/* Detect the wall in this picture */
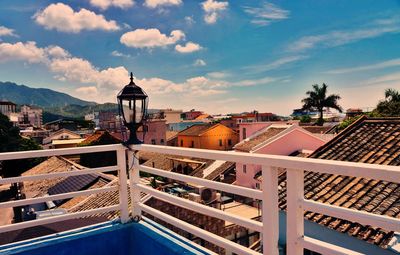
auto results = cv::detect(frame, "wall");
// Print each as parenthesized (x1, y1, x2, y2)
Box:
(138, 120, 167, 145)
(238, 122, 271, 141)
(178, 125, 239, 151)
(277, 211, 396, 255)
(43, 131, 81, 145)
(236, 128, 325, 189)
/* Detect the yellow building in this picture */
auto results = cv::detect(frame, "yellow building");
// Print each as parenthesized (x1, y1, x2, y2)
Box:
(178, 123, 239, 150)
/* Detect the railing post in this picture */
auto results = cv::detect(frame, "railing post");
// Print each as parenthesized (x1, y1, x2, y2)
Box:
(117, 147, 129, 223)
(286, 168, 304, 255)
(262, 165, 279, 255)
(128, 150, 141, 219)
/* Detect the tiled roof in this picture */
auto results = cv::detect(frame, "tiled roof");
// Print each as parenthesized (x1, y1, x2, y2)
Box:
(234, 126, 288, 152)
(301, 125, 336, 134)
(178, 124, 214, 136)
(195, 114, 212, 120)
(166, 131, 178, 141)
(22, 156, 110, 205)
(278, 117, 400, 249)
(79, 130, 122, 145)
(22, 157, 77, 198)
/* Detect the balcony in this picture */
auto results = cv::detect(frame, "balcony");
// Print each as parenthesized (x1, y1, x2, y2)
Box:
(0, 144, 399, 255)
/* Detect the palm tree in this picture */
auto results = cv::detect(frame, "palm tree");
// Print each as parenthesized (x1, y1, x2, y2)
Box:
(385, 88, 400, 103)
(301, 83, 342, 126)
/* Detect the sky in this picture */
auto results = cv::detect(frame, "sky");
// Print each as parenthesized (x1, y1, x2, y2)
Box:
(0, 0, 399, 115)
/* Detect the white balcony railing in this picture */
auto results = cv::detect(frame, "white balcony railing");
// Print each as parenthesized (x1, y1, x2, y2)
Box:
(0, 144, 400, 255)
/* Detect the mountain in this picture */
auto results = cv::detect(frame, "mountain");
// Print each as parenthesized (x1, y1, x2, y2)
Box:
(0, 81, 95, 107)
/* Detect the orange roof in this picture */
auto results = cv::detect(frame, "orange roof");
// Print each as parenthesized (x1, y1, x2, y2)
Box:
(195, 114, 212, 120)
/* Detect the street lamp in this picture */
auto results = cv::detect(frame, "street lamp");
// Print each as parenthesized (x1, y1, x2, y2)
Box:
(117, 72, 148, 144)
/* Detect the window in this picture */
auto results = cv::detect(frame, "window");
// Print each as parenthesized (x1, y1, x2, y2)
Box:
(160, 139, 164, 144)
(180, 140, 183, 146)
(219, 139, 223, 146)
(243, 165, 247, 173)
(256, 183, 260, 189)
(191, 141, 194, 148)
(151, 139, 156, 145)
(228, 139, 232, 146)
(243, 128, 247, 139)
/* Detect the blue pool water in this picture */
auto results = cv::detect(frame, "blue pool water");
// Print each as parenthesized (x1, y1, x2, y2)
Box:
(0, 218, 211, 255)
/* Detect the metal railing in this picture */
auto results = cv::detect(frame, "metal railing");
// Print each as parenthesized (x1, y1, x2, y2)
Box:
(0, 144, 129, 234)
(0, 144, 399, 255)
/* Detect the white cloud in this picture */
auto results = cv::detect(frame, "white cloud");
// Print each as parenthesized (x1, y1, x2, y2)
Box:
(0, 41, 46, 63)
(184, 16, 195, 25)
(363, 72, 400, 86)
(244, 2, 289, 26)
(207, 71, 229, 79)
(45, 45, 70, 58)
(325, 58, 400, 74)
(231, 76, 278, 87)
(201, 0, 228, 24)
(175, 42, 202, 53)
(120, 28, 184, 48)
(288, 17, 400, 52)
(243, 55, 307, 74)
(193, 59, 206, 66)
(90, 0, 134, 10)
(76, 86, 98, 94)
(111, 50, 131, 58)
(144, 0, 182, 8)
(33, 3, 120, 33)
(0, 26, 17, 37)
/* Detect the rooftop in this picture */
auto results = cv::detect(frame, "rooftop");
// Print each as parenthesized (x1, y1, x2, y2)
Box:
(278, 117, 400, 249)
(234, 125, 289, 152)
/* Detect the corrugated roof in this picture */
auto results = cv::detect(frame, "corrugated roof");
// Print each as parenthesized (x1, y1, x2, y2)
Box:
(234, 126, 288, 152)
(48, 174, 99, 205)
(278, 117, 400, 249)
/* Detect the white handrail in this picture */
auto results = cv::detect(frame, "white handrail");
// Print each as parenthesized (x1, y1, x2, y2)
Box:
(0, 205, 119, 234)
(301, 237, 364, 255)
(139, 165, 263, 200)
(139, 203, 260, 255)
(0, 166, 119, 185)
(136, 183, 263, 232)
(131, 144, 400, 183)
(302, 199, 400, 232)
(0, 186, 118, 209)
(0, 144, 124, 161)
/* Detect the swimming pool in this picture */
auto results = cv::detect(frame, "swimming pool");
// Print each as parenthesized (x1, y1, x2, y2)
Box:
(0, 218, 212, 255)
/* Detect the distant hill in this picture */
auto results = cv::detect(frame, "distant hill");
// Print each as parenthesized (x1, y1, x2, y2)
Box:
(0, 81, 95, 107)
(43, 103, 119, 122)
(0, 81, 159, 123)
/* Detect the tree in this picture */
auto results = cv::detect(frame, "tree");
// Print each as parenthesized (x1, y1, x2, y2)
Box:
(373, 88, 400, 117)
(0, 113, 42, 177)
(301, 83, 342, 126)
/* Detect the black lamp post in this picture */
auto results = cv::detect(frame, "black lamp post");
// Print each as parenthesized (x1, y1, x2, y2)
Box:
(117, 72, 148, 144)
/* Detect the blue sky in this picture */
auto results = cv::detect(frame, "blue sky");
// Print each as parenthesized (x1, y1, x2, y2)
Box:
(0, 0, 399, 115)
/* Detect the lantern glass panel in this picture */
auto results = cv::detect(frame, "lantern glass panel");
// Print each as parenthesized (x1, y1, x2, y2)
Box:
(121, 98, 145, 124)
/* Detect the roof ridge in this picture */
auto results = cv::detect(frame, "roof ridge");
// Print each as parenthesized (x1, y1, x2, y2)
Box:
(309, 115, 367, 158)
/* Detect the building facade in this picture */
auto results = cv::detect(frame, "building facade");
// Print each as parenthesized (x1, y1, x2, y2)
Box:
(178, 123, 239, 150)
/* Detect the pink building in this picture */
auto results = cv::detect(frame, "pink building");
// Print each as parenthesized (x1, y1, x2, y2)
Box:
(137, 119, 167, 145)
(181, 110, 203, 120)
(234, 124, 327, 189)
(238, 121, 300, 141)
